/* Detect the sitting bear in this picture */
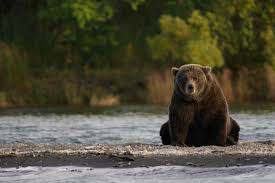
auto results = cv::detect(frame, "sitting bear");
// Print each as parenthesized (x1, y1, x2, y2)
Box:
(160, 64, 240, 146)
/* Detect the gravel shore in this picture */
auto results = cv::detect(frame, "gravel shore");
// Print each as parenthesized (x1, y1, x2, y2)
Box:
(0, 141, 274, 168)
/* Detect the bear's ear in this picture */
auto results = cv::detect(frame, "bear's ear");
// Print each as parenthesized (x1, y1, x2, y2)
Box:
(171, 67, 179, 76)
(201, 66, 212, 74)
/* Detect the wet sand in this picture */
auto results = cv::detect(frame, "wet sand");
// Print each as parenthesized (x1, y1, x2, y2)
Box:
(0, 141, 274, 168)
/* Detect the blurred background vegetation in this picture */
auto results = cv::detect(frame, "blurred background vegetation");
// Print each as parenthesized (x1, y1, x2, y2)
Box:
(0, 0, 275, 107)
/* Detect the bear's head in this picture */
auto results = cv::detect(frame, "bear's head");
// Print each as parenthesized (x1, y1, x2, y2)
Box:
(172, 64, 212, 101)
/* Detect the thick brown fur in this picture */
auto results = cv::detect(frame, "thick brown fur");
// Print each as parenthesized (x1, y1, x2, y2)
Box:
(160, 64, 240, 146)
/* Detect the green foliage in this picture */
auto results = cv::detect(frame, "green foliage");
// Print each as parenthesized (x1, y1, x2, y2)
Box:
(123, 0, 146, 11)
(38, 0, 115, 66)
(1, 0, 275, 106)
(37, 0, 148, 66)
(148, 11, 224, 67)
(206, 0, 274, 67)
(39, 0, 114, 28)
(2, 0, 275, 69)
(70, 0, 113, 28)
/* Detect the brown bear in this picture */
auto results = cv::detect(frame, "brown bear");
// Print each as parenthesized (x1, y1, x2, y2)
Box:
(160, 64, 240, 146)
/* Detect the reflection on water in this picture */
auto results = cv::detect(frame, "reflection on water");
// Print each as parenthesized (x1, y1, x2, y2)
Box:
(0, 165, 275, 183)
(0, 105, 274, 144)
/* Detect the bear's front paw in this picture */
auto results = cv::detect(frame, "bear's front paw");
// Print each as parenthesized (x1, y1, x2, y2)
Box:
(171, 141, 187, 147)
(178, 143, 187, 147)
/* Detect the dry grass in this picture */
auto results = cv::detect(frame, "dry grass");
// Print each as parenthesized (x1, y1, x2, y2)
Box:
(265, 65, 275, 101)
(0, 92, 9, 108)
(87, 85, 120, 107)
(146, 70, 173, 105)
(64, 83, 83, 106)
(220, 66, 275, 103)
(90, 94, 120, 107)
(218, 68, 235, 104)
(234, 67, 251, 103)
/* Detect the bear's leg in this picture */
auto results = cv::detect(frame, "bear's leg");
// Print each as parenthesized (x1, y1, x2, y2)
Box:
(226, 117, 240, 145)
(169, 109, 193, 146)
(160, 121, 171, 145)
(208, 116, 227, 146)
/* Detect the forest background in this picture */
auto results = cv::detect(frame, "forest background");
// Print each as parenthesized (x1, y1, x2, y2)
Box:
(1, 0, 275, 107)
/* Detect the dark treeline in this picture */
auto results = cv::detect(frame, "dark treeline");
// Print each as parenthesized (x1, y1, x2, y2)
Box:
(0, 0, 275, 107)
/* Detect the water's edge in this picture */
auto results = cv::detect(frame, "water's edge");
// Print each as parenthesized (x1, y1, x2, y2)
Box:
(0, 141, 274, 168)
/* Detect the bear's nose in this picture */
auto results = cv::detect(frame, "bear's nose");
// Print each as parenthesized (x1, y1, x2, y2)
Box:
(187, 83, 194, 93)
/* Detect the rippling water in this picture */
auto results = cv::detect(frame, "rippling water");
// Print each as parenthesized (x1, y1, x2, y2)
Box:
(0, 105, 274, 182)
(1, 165, 275, 183)
(0, 105, 274, 144)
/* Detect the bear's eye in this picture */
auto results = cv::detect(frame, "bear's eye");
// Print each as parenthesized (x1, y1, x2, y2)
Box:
(180, 75, 187, 81)
(193, 77, 198, 81)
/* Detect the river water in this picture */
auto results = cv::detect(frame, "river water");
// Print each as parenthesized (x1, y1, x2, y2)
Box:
(1, 165, 275, 183)
(0, 105, 274, 182)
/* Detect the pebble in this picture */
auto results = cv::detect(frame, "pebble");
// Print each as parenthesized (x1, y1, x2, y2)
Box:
(70, 169, 82, 172)
(140, 165, 149, 168)
(245, 158, 250, 161)
(186, 162, 194, 166)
